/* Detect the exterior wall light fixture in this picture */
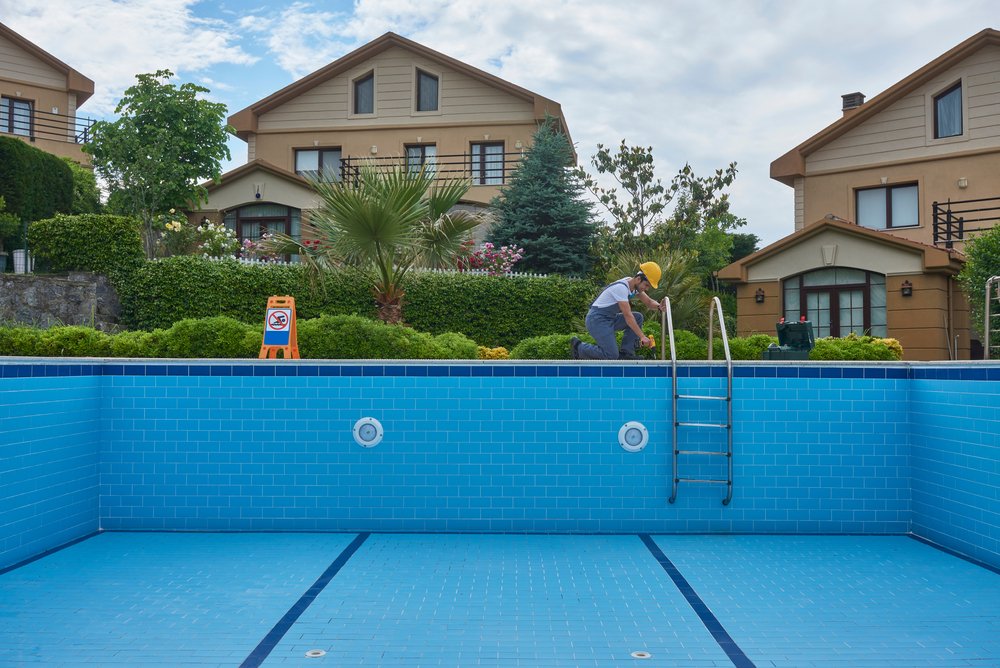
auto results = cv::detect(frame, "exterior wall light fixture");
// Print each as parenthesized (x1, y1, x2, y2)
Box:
(901, 280, 913, 297)
(755, 288, 765, 303)
(957, 177, 969, 189)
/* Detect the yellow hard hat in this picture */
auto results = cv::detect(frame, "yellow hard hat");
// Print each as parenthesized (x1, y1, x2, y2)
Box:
(638, 261, 661, 289)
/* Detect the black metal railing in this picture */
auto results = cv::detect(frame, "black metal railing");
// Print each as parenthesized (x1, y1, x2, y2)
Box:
(933, 196, 1000, 248)
(339, 151, 523, 188)
(1, 104, 96, 145)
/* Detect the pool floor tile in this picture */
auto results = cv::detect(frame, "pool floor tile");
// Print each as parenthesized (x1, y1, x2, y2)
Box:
(1, 533, 999, 667)
(653, 535, 1000, 668)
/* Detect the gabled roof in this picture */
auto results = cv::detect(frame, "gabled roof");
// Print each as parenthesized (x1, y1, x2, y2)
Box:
(229, 32, 569, 142)
(203, 159, 312, 192)
(0, 22, 95, 105)
(771, 28, 1000, 186)
(717, 218, 964, 283)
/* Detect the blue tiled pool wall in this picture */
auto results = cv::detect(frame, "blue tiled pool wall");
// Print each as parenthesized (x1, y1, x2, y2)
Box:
(0, 371, 101, 570)
(909, 376, 1000, 569)
(0, 361, 997, 573)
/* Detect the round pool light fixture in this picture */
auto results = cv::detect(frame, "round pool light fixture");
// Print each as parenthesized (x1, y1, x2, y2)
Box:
(353, 417, 383, 447)
(618, 421, 648, 452)
(305, 649, 327, 658)
(630, 650, 652, 659)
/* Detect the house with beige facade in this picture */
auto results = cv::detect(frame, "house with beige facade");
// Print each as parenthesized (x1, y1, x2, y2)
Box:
(0, 21, 94, 163)
(721, 28, 1000, 360)
(194, 32, 571, 247)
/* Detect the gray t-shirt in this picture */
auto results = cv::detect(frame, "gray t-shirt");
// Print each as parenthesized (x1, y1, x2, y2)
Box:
(592, 278, 633, 308)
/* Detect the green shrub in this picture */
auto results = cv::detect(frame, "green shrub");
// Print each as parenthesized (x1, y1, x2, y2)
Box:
(809, 333, 902, 361)
(723, 334, 779, 360)
(672, 329, 708, 360)
(509, 333, 580, 360)
(431, 332, 479, 360)
(34, 326, 112, 357)
(157, 316, 261, 358)
(297, 314, 476, 359)
(108, 329, 165, 358)
(0, 136, 73, 224)
(0, 325, 43, 356)
(27, 214, 144, 282)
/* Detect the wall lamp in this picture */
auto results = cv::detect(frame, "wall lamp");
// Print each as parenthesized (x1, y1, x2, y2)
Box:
(754, 288, 766, 303)
(901, 280, 913, 297)
(957, 177, 969, 189)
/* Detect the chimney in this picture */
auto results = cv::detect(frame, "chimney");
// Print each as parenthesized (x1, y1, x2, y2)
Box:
(842, 92, 865, 113)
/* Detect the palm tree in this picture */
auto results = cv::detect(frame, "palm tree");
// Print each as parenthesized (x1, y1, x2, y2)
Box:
(267, 164, 481, 323)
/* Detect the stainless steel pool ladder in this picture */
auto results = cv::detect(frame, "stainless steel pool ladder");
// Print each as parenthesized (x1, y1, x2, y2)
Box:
(986, 276, 1000, 360)
(660, 296, 733, 505)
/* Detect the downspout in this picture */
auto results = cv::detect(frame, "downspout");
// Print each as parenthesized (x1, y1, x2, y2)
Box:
(946, 274, 955, 360)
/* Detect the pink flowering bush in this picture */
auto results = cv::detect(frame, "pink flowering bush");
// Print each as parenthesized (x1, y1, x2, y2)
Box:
(456, 241, 525, 275)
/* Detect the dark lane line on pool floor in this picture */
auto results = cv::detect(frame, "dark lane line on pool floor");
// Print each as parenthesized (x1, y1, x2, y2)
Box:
(639, 534, 756, 668)
(240, 532, 370, 668)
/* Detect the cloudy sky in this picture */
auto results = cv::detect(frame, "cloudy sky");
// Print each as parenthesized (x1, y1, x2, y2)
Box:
(2, 0, 997, 245)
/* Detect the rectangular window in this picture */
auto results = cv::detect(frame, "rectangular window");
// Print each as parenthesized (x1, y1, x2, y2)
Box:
(471, 142, 505, 185)
(353, 73, 374, 114)
(856, 184, 918, 229)
(934, 82, 962, 139)
(295, 148, 342, 181)
(416, 70, 439, 112)
(405, 144, 436, 174)
(0, 97, 32, 136)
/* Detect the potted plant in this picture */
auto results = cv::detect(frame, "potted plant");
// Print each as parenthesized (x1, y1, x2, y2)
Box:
(0, 196, 21, 272)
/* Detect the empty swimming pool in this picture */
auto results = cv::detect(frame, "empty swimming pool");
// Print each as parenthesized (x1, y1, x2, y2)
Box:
(1, 359, 998, 666)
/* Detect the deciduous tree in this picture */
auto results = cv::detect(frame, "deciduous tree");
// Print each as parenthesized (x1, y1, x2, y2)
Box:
(84, 70, 232, 257)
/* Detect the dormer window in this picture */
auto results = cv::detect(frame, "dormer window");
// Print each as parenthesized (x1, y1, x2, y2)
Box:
(353, 72, 374, 115)
(416, 69, 439, 112)
(934, 82, 962, 138)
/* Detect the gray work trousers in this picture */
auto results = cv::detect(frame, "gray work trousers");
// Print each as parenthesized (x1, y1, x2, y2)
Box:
(577, 304, 644, 360)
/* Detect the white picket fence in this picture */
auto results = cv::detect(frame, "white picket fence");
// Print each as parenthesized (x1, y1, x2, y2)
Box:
(201, 256, 546, 278)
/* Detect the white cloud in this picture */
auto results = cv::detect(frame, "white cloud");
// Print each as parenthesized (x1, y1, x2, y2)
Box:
(3, 0, 997, 246)
(0, 0, 256, 114)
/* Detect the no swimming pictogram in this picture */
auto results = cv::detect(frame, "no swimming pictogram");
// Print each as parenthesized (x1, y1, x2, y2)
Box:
(267, 310, 289, 330)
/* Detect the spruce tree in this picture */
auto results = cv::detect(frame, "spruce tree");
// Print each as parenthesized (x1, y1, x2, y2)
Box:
(488, 118, 595, 276)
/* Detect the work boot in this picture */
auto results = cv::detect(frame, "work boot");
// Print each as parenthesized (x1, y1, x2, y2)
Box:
(570, 337, 582, 359)
(618, 349, 639, 360)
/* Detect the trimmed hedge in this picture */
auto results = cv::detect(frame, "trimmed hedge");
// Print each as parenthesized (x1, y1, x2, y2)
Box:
(0, 136, 73, 224)
(508, 329, 902, 361)
(116, 257, 376, 330)
(810, 334, 902, 361)
(298, 315, 477, 359)
(0, 316, 477, 359)
(401, 272, 595, 348)
(28, 214, 145, 282)
(113, 257, 597, 347)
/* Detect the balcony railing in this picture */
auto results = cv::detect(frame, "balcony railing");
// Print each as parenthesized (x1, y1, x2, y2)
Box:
(933, 196, 1000, 248)
(339, 151, 523, 188)
(1, 105, 96, 145)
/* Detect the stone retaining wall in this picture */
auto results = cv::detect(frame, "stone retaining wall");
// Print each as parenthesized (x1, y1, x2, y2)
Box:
(0, 272, 120, 331)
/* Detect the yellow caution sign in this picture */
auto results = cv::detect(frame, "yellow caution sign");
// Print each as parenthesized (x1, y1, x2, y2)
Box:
(259, 296, 299, 359)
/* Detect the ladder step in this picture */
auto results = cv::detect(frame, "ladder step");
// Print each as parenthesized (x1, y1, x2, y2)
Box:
(676, 394, 729, 401)
(675, 478, 731, 485)
(676, 422, 729, 429)
(676, 450, 730, 456)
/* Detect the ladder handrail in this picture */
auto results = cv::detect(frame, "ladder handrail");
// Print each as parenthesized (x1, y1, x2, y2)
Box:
(663, 296, 733, 506)
(707, 296, 734, 506)
(986, 276, 1000, 360)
